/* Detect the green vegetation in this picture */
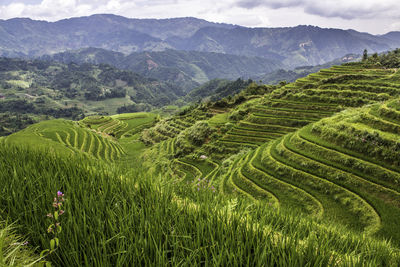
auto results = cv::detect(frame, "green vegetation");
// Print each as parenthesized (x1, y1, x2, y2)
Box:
(142, 55, 400, 250)
(0, 57, 183, 136)
(44, 48, 284, 91)
(2, 112, 158, 162)
(184, 78, 253, 102)
(4, 50, 400, 265)
(364, 48, 400, 68)
(1, 145, 400, 266)
(0, 112, 39, 136)
(0, 221, 41, 266)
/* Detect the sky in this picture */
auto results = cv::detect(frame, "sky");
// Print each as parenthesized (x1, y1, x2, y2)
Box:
(0, 0, 399, 34)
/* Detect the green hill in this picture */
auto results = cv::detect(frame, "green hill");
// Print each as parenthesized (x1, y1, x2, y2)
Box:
(3, 50, 400, 265)
(2, 142, 399, 265)
(2, 112, 158, 162)
(256, 53, 361, 84)
(141, 55, 400, 245)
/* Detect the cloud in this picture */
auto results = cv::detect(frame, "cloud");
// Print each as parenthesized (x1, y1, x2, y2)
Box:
(238, 0, 301, 9)
(0, 0, 90, 20)
(236, 0, 400, 20)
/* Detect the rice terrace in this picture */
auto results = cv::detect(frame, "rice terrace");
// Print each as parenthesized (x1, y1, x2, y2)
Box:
(2, 2, 400, 266)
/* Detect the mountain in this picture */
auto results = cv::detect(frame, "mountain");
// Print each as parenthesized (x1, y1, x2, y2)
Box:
(1, 14, 399, 67)
(382, 31, 400, 43)
(174, 25, 399, 67)
(42, 48, 284, 91)
(0, 14, 233, 56)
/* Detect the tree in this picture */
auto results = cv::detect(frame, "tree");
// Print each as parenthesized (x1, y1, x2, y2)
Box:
(362, 49, 368, 61)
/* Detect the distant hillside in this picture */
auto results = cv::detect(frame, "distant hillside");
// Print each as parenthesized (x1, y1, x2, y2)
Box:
(256, 54, 361, 84)
(1, 14, 399, 67)
(0, 15, 233, 56)
(174, 26, 398, 67)
(0, 57, 183, 135)
(41, 48, 284, 91)
(381, 32, 400, 43)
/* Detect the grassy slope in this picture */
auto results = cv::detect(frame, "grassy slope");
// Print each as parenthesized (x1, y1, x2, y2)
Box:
(1, 144, 399, 266)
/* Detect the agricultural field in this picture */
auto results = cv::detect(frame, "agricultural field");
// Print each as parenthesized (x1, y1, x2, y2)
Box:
(3, 52, 400, 265)
(226, 103, 400, 243)
(141, 59, 400, 257)
(3, 112, 158, 162)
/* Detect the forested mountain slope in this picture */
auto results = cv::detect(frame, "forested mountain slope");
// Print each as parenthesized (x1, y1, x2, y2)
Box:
(1, 14, 399, 67)
(42, 48, 284, 91)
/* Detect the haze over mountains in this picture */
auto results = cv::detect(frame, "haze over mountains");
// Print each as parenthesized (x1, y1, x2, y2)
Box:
(1, 14, 400, 68)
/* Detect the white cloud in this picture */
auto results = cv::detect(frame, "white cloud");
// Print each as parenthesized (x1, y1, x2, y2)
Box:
(2, 3, 26, 17)
(237, 0, 400, 20)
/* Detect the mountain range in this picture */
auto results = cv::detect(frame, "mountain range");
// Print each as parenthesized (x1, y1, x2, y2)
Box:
(40, 48, 283, 91)
(1, 14, 400, 67)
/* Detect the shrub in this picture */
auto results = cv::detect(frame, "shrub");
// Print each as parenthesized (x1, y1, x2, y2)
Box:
(228, 109, 248, 121)
(186, 121, 214, 146)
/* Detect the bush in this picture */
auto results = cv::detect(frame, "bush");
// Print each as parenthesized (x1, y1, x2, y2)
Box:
(228, 109, 248, 121)
(186, 121, 214, 146)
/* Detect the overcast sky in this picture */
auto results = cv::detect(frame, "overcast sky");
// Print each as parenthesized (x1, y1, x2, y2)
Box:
(0, 0, 399, 34)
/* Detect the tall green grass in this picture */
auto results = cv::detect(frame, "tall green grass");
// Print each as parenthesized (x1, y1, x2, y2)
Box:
(1, 144, 400, 266)
(0, 221, 41, 266)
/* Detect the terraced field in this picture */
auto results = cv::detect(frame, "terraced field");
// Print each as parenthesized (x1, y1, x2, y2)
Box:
(174, 157, 219, 184)
(142, 64, 400, 221)
(144, 135, 221, 188)
(3, 119, 125, 162)
(221, 65, 399, 146)
(81, 112, 158, 139)
(159, 64, 400, 242)
(226, 102, 400, 243)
